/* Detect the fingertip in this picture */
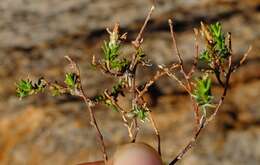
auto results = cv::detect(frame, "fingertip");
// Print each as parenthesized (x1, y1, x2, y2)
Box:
(112, 142, 162, 165)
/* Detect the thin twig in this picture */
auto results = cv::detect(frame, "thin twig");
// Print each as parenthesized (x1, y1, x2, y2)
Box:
(135, 87, 161, 155)
(131, 118, 139, 142)
(168, 20, 200, 126)
(65, 56, 108, 162)
(168, 19, 184, 67)
(138, 71, 165, 98)
(169, 116, 206, 165)
(138, 64, 180, 99)
(84, 99, 108, 162)
(104, 90, 134, 141)
(231, 46, 252, 72)
(65, 56, 81, 77)
(159, 65, 192, 95)
(127, 6, 155, 142)
(130, 6, 155, 71)
(227, 32, 232, 54)
(132, 6, 155, 49)
(148, 111, 161, 156)
(188, 28, 199, 78)
(188, 28, 200, 125)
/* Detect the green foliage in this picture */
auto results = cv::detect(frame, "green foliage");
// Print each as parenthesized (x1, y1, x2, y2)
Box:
(64, 73, 78, 89)
(209, 22, 230, 59)
(199, 22, 231, 70)
(16, 79, 33, 98)
(102, 40, 130, 71)
(132, 106, 148, 122)
(192, 74, 214, 111)
(16, 78, 46, 99)
(110, 58, 130, 71)
(102, 41, 120, 61)
(102, 28, 130, 71)
(199, 50, 211, 63)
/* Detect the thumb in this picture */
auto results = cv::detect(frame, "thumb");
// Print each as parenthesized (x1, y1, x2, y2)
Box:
(111, 142, 163, 165)
(77, 142, 162, 165)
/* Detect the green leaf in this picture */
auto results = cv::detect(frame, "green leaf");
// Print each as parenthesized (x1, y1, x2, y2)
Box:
(16, 79, 33, 98)
(64, 73, 78, 89)
(102, 41, 120, 61)
(16, 78, 46, 99)
(209, 22, 230, 59)
(199, 50, 211, 63)
(110, 59, 130, 71)
(133, 106, 148, 122)
(192, 74, 213, 107)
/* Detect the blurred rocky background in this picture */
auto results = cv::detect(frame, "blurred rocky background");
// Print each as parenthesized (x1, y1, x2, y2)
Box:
(0, 0, 259, 164)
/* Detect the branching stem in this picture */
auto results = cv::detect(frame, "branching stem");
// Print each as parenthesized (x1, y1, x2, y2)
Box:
(65, 56, 108, 162)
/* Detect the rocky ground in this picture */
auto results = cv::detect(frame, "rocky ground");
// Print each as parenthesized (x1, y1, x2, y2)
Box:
(0, 0, 260, 165)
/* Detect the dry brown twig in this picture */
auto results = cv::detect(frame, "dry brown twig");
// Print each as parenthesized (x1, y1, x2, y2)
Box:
(104, 90, 134, 140)
(65, 56, 108, 162)
(168, 19, 201, 126)
(126, 5, 156, 144)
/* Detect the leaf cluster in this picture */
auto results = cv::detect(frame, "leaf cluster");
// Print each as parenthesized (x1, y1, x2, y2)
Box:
(102, 31, 130, 71)
(16, 78, 46, 99)
(132, 106, 148, 122)
(16, 73, 80, 99)
(209, 22, 230, 59)
(64, 72, 79, 89)
(192, 75, 213, 107)
(200, 22, 230, 65)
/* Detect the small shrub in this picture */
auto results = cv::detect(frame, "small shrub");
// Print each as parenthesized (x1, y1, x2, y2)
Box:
(16, 6, 251, 164)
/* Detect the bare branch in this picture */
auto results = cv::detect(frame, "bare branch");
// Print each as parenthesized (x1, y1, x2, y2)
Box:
(227, 32, 232, 54)
(138, 70, 166, 98)
(132, 6, 155, 48)
(231, 45, 252, 72)
(168, 19, 184, 66)
(159, 65, 192, 95)
(148, 111, 161, 156)
(168, 19, 198, 110)
(169, 116, 206, 165)
(125, 6, 155, 142)
(65, 56, 81, 76)
(188, 28, 199, 78)
(104, 90, 134, 141)
(65, 56, 108, 162)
